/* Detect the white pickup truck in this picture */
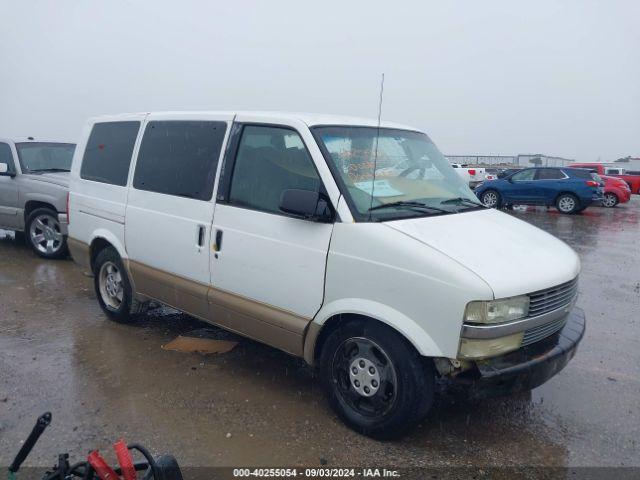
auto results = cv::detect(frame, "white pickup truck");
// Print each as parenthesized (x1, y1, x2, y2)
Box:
(451, 163, 495, 188)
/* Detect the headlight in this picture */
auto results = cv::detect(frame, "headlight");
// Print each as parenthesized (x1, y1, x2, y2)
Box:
(464, 295, 529, 324)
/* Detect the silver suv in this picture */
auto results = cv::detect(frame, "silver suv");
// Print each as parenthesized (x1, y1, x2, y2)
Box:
(0, 138, 75, 258)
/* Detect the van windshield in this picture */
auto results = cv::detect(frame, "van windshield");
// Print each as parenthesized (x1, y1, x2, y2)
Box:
(16, 142, 75, 173)
(312, 126, 481, 221)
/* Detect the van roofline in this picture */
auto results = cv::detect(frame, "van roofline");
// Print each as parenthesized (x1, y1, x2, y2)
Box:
(85, 111, 422, 132)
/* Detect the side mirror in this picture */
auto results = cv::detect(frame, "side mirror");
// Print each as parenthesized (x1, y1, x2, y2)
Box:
(279, 189, 333, 223)
(0, 162, 14, 177)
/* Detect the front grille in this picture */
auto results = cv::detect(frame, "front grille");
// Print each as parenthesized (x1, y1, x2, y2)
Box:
(527, 277, 578, 318)
(522, 316, 567, 346)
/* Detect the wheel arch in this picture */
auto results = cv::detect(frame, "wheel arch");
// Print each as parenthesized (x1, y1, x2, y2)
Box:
(303, 300, 443, 365)
(554, 190, 579, 203)
(88, 230, 127, 272)
(24, 200, 58, 220)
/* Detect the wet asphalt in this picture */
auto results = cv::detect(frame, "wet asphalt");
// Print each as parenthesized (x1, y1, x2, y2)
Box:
(0, 199, 639, 469)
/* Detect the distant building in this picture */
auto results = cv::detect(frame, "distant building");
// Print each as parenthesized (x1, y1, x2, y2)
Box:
(446, 154, 575, 167)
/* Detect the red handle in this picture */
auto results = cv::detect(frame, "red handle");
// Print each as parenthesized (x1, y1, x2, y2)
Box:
(114, 439, 137, 480)
(87, 450, 120, 480)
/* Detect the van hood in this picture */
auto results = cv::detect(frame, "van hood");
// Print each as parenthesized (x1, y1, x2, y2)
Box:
(23, 171, 70, 188)
(386, 208, 580, 299)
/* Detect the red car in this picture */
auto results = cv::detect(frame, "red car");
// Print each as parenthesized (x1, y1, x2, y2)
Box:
(568, 163, 640, 194)
(601, 175, 631, 207)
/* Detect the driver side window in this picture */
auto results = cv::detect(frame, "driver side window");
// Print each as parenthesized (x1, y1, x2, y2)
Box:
(0, 143, 15, 173)
(228, 126, 322, 215)
(511, 169, 536, 181)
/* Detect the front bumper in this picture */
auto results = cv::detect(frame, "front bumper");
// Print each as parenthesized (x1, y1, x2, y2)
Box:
(452, 307, 585, 399)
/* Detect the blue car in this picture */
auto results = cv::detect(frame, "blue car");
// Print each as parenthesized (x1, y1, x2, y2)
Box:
(475, 167, 604, 214)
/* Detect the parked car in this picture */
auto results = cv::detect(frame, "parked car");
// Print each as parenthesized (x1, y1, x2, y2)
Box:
(600, 175, 631, 207)
(0, 138, 75, 258)
(450, 163, 491, 188)
(568, 163, 640, 194)
(475, 167, 604, 214)
(68, 112, 584, 438)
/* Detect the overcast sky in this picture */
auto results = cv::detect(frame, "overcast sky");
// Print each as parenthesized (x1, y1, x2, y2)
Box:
(1, 1, 638, 161)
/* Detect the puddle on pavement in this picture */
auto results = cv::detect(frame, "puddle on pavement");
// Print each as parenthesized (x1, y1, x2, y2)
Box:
(1, 203, 639, 467)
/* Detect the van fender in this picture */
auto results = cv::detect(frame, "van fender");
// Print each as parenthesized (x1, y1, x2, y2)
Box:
(89, 228, 128, 260)
(305, 298, 443, 364)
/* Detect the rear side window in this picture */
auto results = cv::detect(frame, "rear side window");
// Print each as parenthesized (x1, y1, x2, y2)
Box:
(133, 121, 227, 200)
(81, 122, 140, 186)
(568, 169, 593, 179)
(536, 168, 565, 180)
(228, 125, 321, 215)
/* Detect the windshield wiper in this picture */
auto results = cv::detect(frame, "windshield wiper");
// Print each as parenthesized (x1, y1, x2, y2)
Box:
(440, 197, 485, 208)
(29, 168, 70, 173)
(368, 201, 450, 214)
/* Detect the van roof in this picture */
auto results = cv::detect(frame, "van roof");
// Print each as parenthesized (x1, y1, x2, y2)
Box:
(87, 111, 422, 132)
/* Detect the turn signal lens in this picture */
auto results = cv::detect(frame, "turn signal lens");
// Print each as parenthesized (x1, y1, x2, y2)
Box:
(459, 332, 524, 359)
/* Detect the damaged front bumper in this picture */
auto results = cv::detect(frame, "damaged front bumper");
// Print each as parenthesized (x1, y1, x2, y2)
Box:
(451, 307, 585, 399)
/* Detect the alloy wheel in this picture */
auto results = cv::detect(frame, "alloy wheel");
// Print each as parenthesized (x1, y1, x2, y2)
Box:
(482, 191, 498, 208)
(558, 196, 576, 213)
(29, 213, 63, 255)
(602, 193, 617, 208)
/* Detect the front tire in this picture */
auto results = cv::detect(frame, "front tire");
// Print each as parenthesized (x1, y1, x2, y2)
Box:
(319, 319, 434, 439)
(93, 247, 146, 323)
(480, 189, 501, 208)
(602, 192, 619, 208)
(556, 193, 580, 214)
(26, 208, 68, 259)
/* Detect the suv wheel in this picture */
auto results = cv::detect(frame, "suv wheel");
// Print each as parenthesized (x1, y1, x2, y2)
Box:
(26, 208, 67, 259)
(480, 190, 501, 208)
(93, 247, 147, 323)
(319, 319, 434, 439)
(556, 193, 580, 214)
(602, 192, 618, 208)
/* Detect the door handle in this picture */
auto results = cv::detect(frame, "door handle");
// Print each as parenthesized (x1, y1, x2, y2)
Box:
(197, 225, 206, 247)
(214, 229, 223, 252)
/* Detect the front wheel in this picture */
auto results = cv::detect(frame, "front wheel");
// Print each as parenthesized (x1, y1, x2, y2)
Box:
(480, 189, 501, 208)
(26, 208, 68, 259)
(93, 247, 147, 323)
(556, 193, 580, 214)
(602, 192, 619, 208)
(319, 319, 434, 439)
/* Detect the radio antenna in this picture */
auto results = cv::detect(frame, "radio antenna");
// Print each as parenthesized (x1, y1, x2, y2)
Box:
(368, 73, 385, 219)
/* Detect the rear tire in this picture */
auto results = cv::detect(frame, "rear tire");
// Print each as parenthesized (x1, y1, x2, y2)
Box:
(319, 319, 434, 439)
(602, 192, 619, 208)
(555, 193, 580, 214)
(480, 189, 502, 208)
(25, 208, 68, 259)
(93, 247, 147, 323)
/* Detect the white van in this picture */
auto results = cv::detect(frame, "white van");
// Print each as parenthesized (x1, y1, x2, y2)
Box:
(68, 112, 585, 438)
